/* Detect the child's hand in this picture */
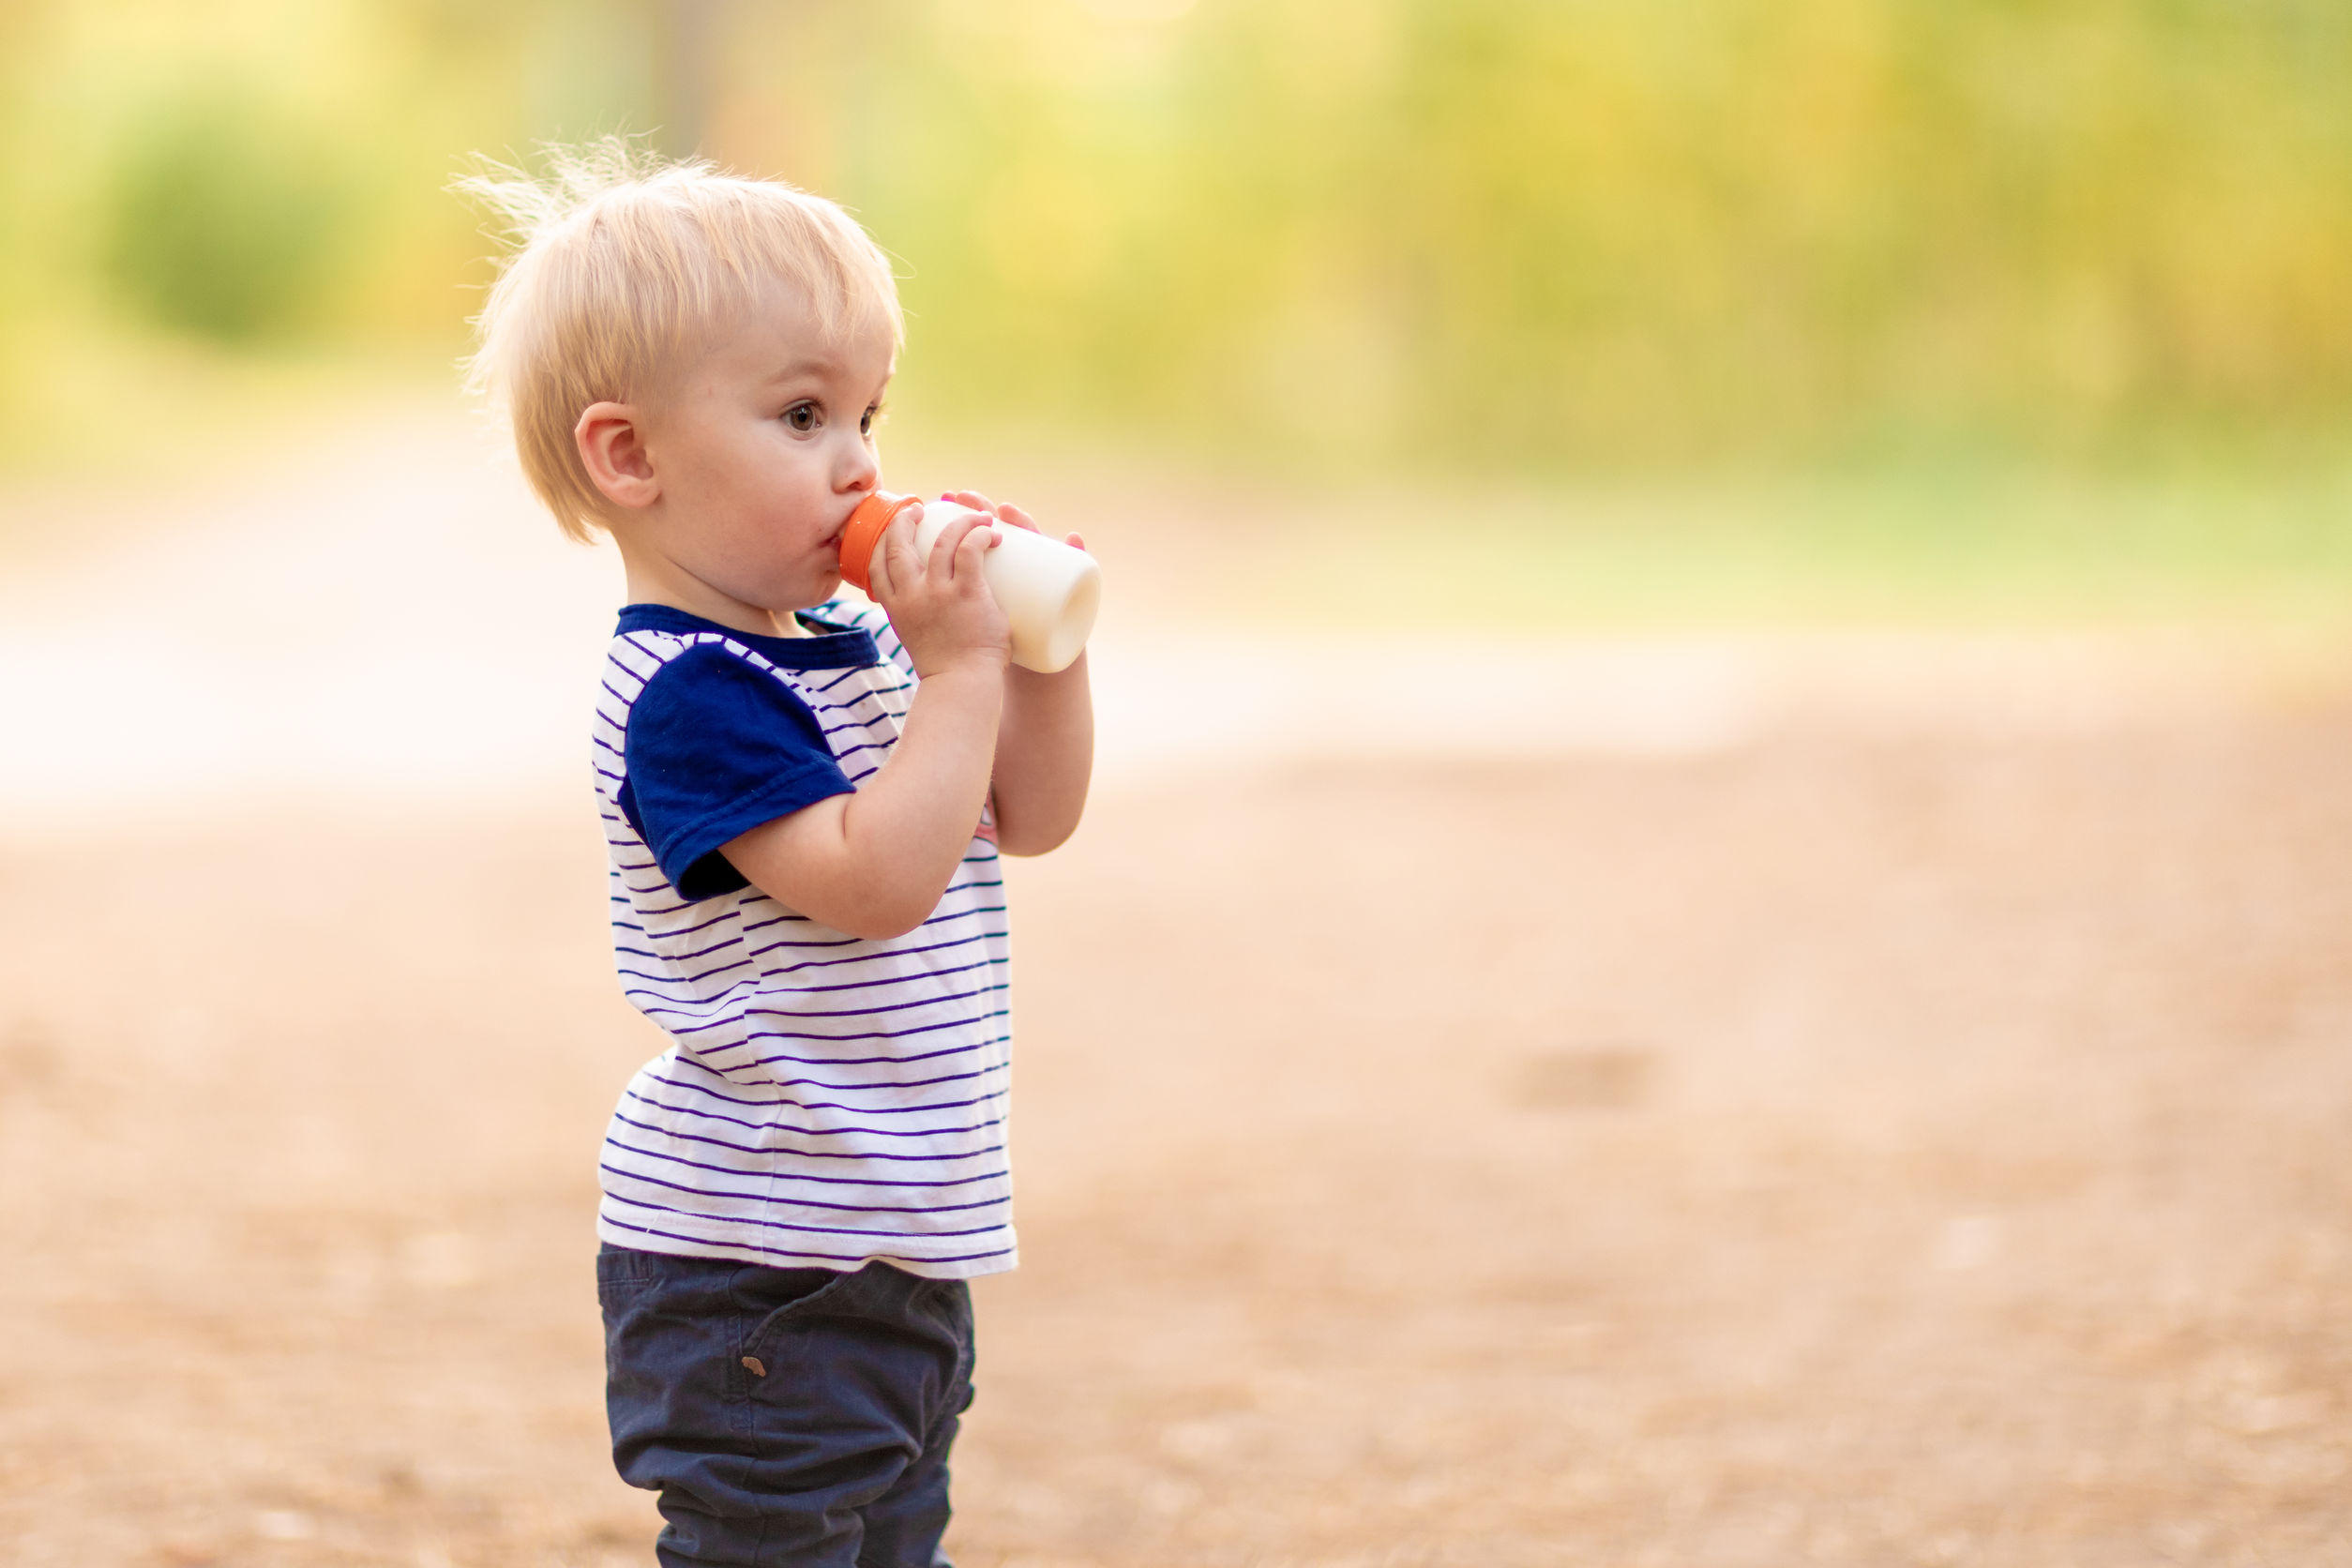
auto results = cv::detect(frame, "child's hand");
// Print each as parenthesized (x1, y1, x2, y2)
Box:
(867, 502, 1011, 679)
(941, 490, 1086, 553)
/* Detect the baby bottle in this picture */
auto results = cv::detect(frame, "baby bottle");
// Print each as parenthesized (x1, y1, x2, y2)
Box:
(837, 491, 1102, 674)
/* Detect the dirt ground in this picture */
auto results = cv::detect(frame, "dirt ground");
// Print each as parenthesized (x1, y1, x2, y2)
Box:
(3, 683, 2349, 1566)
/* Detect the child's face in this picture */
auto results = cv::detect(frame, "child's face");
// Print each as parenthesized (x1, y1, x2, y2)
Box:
(633, 285, 895, 618)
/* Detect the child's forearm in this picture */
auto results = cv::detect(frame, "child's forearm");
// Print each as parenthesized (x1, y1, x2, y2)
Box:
(723, 662, 1003, 938)
(990, 652, 1093, 856)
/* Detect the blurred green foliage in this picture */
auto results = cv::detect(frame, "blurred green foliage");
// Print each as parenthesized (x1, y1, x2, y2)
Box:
(2, 0, 2348, 478)
(100, 92, 364, 340)
(847, 0, 2352, 470)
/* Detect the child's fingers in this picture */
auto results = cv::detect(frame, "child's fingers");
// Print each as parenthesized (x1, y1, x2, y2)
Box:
(870, 503, 924, 598)
(995, 501, 1041, 535)
(930, 513, 995, 580)
(957, 515, 1002, 580)
(943, 489, 997, 517)
(1063, 532, 1085, 550)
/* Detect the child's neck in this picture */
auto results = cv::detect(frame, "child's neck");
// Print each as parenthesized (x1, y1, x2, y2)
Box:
(617, 541, 810, 639)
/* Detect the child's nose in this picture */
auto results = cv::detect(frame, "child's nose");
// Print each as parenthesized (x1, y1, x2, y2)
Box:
(837, 436, 880, 493)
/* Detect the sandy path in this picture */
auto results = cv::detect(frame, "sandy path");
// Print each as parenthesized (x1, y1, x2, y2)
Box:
(1, 403, 2346, 1565)
(0, 399, 2312, 812)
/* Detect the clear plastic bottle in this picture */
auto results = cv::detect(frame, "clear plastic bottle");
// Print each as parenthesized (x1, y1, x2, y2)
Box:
(837, 491, 1102, 673)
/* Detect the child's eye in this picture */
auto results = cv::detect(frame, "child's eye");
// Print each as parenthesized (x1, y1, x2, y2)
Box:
(861, 401, 885, 436)
(782, 401, 820, 432)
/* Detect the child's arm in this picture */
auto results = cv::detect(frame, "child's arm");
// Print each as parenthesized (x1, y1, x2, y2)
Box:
(993, 654, 1093, 855)
(719, 508, 1010, 940)
(938, 490, 1094, 857)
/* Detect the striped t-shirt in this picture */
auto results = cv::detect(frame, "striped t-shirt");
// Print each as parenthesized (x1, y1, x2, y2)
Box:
(589, 599, 1015, 1279)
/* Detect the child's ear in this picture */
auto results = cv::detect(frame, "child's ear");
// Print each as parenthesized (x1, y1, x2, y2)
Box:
(577, 402, 659, 510)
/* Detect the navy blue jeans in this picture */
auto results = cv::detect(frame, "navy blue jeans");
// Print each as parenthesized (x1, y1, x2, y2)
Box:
(597, 1244, 975, 1567)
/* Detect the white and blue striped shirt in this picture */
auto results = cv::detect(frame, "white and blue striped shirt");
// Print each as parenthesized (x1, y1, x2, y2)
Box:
(589, 599, 1015, 1279)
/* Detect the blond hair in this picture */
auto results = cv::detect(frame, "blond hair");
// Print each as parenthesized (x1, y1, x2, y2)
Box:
(457, 139, 903, 542)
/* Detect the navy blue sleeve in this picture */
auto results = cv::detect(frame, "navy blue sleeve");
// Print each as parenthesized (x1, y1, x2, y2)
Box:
(622, 645, 856, 900)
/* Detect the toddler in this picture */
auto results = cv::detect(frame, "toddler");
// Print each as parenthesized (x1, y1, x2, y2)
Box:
(460, 142, 1093, 1567)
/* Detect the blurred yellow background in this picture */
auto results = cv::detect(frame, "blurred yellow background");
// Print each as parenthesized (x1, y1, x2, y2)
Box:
(3, 0, 2348, 623)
